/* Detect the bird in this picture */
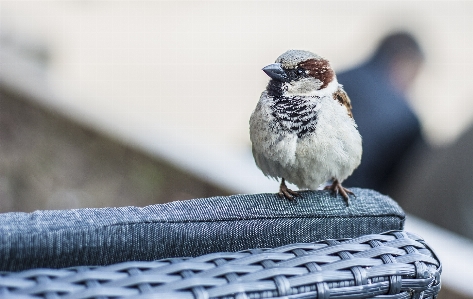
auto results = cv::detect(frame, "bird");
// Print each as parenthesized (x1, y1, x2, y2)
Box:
(249, 50, 362, 203)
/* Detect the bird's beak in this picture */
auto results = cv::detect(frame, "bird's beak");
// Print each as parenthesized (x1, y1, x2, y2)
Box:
(262, 63, 290, 82)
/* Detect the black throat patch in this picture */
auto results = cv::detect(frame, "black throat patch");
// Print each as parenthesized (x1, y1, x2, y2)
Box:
(270, 96, 318, 138)
(266, 79, 285, 98)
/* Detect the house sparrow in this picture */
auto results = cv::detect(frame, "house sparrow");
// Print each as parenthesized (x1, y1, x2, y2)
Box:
(249, 50, 362, 203)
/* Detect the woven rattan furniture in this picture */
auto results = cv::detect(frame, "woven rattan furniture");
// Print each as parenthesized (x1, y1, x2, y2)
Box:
(0, 190, 441, 298)
(0, 231, 440, 299)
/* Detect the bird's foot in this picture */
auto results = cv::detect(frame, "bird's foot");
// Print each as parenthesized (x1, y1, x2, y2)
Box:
(278, 178, 299, 201)
(324, 179, 354, 205)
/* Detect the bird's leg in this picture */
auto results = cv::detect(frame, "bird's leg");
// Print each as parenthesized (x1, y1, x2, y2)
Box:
(278, 178, 299, 200)
(324, 178, 354, 205)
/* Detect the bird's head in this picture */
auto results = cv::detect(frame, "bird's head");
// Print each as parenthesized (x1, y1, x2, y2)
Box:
(263, 50, 335, 97)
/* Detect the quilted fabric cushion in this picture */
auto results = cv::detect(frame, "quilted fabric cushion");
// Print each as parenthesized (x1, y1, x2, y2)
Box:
(0, 188, 404, 271)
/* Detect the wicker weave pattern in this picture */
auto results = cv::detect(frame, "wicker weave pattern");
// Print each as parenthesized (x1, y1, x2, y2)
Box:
(0, 231, 441, 299)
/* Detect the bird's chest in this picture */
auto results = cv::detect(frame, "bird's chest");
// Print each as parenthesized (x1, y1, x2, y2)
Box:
(270, 96, 320, 138)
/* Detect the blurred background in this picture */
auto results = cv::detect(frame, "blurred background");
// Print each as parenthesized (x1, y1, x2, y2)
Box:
(1, 1, 473, 298)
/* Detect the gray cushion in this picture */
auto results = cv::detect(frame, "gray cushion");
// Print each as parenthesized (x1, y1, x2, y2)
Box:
(0, 188, 404, 271)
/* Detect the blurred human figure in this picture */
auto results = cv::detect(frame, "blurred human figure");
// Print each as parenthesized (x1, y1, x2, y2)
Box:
(339, 32, 425, 193)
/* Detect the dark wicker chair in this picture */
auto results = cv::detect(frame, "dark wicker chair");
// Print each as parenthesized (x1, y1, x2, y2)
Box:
(0, 231, 440, 299)
(0, 190, 441, 298)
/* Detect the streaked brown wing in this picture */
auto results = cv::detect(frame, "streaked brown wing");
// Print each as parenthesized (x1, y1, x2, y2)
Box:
(333, 86, 353, 118)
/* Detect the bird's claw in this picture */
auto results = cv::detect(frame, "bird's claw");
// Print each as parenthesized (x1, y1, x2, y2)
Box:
(278, 188, 299, 201)
(324, 179, 354, 205)
(278, 178, 300, 201)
